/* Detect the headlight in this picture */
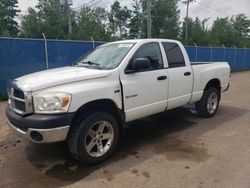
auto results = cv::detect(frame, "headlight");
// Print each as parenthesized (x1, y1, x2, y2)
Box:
(33, 92, 71, 114)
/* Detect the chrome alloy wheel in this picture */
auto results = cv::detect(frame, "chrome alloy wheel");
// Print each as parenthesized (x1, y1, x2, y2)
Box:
(207, 92, 218, 114)
(84, 121, 114, 157)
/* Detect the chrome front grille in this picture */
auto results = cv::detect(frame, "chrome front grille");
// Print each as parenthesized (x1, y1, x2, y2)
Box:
(13, 88, 25, 99)
(8, 83, 33, 115)
(14, 99, 26, 112)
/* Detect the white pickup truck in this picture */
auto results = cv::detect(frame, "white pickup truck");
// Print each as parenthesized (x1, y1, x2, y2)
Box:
(6, 39, 230, 164)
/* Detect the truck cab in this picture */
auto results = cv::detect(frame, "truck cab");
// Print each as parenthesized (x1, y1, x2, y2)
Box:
(119, 40, 194, 121)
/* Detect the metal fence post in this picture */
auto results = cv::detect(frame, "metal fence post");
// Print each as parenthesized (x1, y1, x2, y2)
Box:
(243, 46, 247, 69)
(194, 43, 198, 62)
(209, 44, 213, 62)
(42, 33, 49, 70)
(233, 45, 237, 70)
(90, 36, 95, 49)
(222, 44, 226, 61)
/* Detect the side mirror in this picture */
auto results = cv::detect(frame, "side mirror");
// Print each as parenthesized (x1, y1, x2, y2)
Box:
(125, 58, 152, 74)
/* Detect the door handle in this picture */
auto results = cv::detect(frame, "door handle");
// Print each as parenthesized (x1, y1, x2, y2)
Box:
(157, 76, 167, 80)
(184, 72, 191, 76)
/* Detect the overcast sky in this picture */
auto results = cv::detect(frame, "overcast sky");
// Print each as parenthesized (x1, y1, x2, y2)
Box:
(18, 0, 250, 27)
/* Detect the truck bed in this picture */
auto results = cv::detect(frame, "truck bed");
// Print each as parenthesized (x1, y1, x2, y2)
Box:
(190, 61, 230, 104)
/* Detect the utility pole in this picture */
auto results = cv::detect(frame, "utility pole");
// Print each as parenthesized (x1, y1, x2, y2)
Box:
(60, 0, 73, 34)
(147, 0, 151, 38)
(67, 2, 72, 34)
(67, 0, 73, 34)
(183, 0, 195, 45)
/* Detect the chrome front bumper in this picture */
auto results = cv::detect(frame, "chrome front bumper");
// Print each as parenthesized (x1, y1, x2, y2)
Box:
(6, 106, 74, 143)
(7, 118, 70, 143)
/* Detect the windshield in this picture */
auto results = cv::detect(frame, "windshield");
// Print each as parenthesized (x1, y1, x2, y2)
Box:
(75, 43, 135, 70)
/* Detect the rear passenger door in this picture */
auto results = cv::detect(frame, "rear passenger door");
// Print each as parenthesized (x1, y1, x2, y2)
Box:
(162, 42, 193, 109)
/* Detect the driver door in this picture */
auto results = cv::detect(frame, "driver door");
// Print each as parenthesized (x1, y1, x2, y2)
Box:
(120, 42, 168, 122)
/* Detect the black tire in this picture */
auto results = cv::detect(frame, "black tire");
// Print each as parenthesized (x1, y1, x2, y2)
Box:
(195, 87, 220, 118)
(67, 111, 120, 164)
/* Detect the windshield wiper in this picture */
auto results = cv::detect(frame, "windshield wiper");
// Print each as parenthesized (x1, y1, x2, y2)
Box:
(78, 61, 102, 70)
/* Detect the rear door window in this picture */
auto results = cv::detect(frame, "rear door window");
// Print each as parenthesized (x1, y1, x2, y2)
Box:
(162, 42, 186, 68)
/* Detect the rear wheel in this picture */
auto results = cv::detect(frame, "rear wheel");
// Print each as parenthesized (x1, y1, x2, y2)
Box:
(67, 111, 119, 164)
(195, 87, 220, 118)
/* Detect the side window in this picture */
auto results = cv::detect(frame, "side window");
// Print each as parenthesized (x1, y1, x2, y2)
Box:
(162, 42, 185, 68)
(128, 42, 163, 71)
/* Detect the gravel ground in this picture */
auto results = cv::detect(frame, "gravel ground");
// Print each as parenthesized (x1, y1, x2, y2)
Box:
(1, 71, 250, 188)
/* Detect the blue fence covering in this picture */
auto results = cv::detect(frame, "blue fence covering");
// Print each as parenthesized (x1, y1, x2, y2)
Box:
(1, 37, 250, 95)
(0, 37, 104, 96)
(185, 46, 250, 70)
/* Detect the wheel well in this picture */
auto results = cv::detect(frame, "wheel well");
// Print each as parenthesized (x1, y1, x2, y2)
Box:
(71, 99, 124, 133)
(205, 79, 221, 91)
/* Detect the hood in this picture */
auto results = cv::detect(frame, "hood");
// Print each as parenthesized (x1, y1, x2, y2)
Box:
(15, 66, 111, 91)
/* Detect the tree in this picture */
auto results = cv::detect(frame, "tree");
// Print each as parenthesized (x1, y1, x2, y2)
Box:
(209, 18, 234, 47)
(181, 17, 194, 44)
(21, 8, 42, 38)
(109, 1, 131, 39)
(231, 14, 250, 47)
(246, 40, 250, 48)
(141, 0, 180, 39)
(208, 15, 250, 47)
(128, 0, 143, 39)
(19, 1, 250, 48)
(181, 17, 209, 46)
(36, 0, 68, 39)
(71, 6, 112, 41)
(179, 13, 250, 47)
(0, 0, 20, 37)
(21, 0, 69, 39)
(232, 14, 250, 38)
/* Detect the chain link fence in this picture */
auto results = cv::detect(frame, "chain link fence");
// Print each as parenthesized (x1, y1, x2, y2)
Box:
(1, 37, 250, 96)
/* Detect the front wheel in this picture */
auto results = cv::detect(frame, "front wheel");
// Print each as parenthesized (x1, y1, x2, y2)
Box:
(195, 87, 220, 118)
(67, 111, 120, 164)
